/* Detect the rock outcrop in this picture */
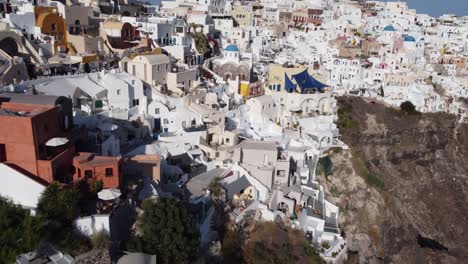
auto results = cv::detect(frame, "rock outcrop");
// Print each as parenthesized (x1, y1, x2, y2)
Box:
(321, 97, 468, 264)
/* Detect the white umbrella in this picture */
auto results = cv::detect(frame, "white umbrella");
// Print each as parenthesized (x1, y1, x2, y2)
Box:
(45, 137, 69, 147)
(98, 188, 121, 200)
(98, 122, 119, 131)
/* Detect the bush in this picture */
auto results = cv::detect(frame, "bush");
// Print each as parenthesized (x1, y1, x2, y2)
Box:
(91, 180, 104, 193)
(366, 174, 385, 190)
(317, 156, 333, 180)
(0, 197, 40, 262)
(36, 182, 81, 225)
(139, 198, 199, 264)
(91, 231, 110, 249)
(321, 242, 330, 250)
(400, 101, 418, 114)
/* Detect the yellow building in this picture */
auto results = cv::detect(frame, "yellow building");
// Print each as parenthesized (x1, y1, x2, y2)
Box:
(35, 6, 69, 53)
(231, 4, 253, 27)
(239, 81, 250, 99)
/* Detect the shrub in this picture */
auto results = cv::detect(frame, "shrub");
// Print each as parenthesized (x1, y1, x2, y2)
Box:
(91, 180, 104, 193)
(317, 156, 333, 180)
(366, 174, 385, 190)
(400, 101, 418, 114)
(321, 242, 330, 250)
(91, 231, 110, 249)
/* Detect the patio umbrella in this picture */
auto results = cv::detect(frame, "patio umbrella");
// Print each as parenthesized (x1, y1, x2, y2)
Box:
(45, 137, 69, 147)
(98, 122, 119, 131)
(98, 188, 121, 200)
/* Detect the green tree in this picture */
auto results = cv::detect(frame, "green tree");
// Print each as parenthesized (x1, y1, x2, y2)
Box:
(208, 177, 223, 200)
(400, 101, 418, 114)
(91, 180, 104, 193)
(0, 197, 40, 262)
(36, 182, 81, 225)
(139, 198, 199, 264)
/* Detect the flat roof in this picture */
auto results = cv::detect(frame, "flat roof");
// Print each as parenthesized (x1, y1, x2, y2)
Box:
(185, 168, 226, 199)
(237, 140, 278, 151)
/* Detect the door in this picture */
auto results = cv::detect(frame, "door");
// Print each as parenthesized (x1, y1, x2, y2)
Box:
(154, 118, 161, 132)
(0, 144, 6, 162)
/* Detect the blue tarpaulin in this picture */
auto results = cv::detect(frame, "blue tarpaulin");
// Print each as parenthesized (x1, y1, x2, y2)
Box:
(284, 73, 296, 93)
(291, 69, 327, 93)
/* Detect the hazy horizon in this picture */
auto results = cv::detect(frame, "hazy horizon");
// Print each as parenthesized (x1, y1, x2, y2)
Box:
(379, 0, 468, 17)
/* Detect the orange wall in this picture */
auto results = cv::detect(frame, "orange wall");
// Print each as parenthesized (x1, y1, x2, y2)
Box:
(74, 160, 121, 188)
(35, 7, 68, 52)
(31, 107, 64, 147)
(0, 115, 38, 175)
(37, 145, 75, 183)
(0, 103, 69, 182)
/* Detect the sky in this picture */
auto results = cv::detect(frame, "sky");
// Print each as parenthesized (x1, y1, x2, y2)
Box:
(382, 0, 468, 17)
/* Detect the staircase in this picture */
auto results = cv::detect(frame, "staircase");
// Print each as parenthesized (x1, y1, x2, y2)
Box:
(21, 35, 46, 65)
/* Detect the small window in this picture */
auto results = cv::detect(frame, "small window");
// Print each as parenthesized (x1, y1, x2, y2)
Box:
(226, 138, 230, 143)
(51, 23, 56, 31)
(117, 89, 120, 95)
(95, 100, 103, 108)
(133, 99, 139, 106)
(105, 168, 113, 177)
(163, 119, 168, 124)
(85, 170, 93, 178)
(155, 108, 160, 114)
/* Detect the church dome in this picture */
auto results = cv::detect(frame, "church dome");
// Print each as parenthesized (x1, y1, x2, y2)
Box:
(225, 44, 240, 52)
(404, 35, 416, 42)
(383, 25, 396, 31)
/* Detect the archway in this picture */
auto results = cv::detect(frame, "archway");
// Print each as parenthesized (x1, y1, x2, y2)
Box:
(0, 37, 20, 57)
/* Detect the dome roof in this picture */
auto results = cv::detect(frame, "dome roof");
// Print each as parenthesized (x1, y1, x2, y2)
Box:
(383, 25, 396, 31)
(225, 44, 240, 52)
(404, 35, 416, 42)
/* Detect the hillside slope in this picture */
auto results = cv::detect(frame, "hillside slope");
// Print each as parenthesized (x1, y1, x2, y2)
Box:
(323, 97, 468, 263)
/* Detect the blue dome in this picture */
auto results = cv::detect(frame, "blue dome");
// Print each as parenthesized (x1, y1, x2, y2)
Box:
(225, 44, 239, 52)
(383, 25, 396, 31)
(404, 35, 416, 42)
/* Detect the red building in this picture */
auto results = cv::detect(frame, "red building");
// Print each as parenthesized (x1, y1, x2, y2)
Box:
(73, 152, 121, 189)
(0, 93, 121, 188)
(0, 94, 74, 183)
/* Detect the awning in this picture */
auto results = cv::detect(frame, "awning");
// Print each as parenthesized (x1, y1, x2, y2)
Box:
(98, 188, 121, 200)
(45, 137, 69, 147)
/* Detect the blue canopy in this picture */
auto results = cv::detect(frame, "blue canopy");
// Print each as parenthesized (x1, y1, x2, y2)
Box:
(291, 69, 327, 93)
(284, 73, 296, 93)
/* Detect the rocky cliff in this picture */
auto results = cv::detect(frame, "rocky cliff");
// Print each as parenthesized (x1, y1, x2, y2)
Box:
(321, 97, 468, 263)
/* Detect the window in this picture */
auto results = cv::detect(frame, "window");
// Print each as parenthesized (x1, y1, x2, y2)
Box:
(155, 108, 160, 114)
(105, 168, 113, 177)
(51, 23, 56, 31)
(85, 170, 93, 178)
(163, 119, 168, 124)
(117, 89, 120, 95)
(133, 99, 139, 106)
(276, 170, 285, 177)
(95, 100, 103, 108)
(225, 138, 230, 143)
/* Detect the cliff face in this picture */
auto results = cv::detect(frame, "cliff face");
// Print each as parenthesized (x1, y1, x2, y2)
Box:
(323, 97, 468, 263)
